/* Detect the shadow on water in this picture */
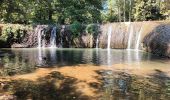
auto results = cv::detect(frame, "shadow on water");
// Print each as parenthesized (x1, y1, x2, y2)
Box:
(1, 69, 170, 99)
(1, 48, 170, 99)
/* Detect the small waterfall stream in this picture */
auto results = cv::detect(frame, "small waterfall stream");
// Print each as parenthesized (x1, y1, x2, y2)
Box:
(36, 26, 46, 48)
(33, 22, 145, 49)
(42, 30, 45, 48)
(127, 23, 133, 49)
(127, 23, 143, 50)
(37, 28, 42, 48)
(96, 37, 99, 49)
(50, 27, 57, 48)
(135, 24, 143, 50)
(107, 25, 112, 49)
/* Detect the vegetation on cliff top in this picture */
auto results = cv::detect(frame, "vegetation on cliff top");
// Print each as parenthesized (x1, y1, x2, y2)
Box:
(0, 0, 170, 24)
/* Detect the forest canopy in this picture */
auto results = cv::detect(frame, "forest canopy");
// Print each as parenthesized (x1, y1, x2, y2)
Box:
(0, 0, 170, 24)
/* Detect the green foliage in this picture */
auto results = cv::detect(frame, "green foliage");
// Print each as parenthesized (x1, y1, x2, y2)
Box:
(133, 0, 165, 21)
(70, 21, 82, 37)
(0, 0, 103, 24)
(0, 24, 33, 45)
(86, 24, 99, 35)
(0, 0, 170, 24)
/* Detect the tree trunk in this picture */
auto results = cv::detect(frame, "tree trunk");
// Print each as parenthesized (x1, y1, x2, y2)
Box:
(124, 0, 126, 22)
(48, 10, 53, 20)
(129, 0, 132, 22)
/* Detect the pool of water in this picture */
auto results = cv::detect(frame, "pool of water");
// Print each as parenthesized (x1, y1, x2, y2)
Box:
(0, 48, 165, 66)
(0, 48, 170, 100)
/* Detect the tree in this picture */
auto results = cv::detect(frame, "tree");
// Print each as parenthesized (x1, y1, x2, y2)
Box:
(0, 0, 169, 24)
(0, 0, 103, 24)
(133, 0, 165, 21)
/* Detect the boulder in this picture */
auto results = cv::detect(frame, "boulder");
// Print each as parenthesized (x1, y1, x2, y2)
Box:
(143, 24, 170, 57)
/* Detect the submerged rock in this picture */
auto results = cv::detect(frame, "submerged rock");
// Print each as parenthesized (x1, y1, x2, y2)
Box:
(143, 24, 170, 57)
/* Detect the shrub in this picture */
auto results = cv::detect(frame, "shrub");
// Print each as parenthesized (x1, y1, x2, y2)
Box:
(70, 21, 82, 37)
(85, 24, 99, 35)
(0, 24, 33, 44)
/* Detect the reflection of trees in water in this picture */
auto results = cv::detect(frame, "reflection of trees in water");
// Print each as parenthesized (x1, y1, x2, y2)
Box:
(0, 49, 151, 77)
(0, 53, 36, 76)
(0, 49, 152, 70)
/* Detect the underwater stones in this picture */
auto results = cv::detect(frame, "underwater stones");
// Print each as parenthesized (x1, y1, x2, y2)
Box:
(49, 71, 64, 79)
(143, 24, 170, 57)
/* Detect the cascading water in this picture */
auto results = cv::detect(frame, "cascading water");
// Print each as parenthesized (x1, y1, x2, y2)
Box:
(37, 28, 42, 48)
(127, 22, 143, 50)
(96, 37, 99, 48)
(42, 30, 46, 48)
(107, 25, 112, 49)
(107, 25, 112, 67)
(36, 25, 46, 48)
(50, 27, 57, 48)
(127, 23, 133, 49)
(135, 24, 143, 50)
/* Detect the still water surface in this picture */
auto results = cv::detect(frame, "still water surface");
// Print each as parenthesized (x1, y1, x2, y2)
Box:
(0, 48, 165, 66)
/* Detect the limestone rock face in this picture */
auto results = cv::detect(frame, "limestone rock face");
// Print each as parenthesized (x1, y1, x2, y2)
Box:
(11, 43, 27, 48)
(143, 24, 170, 57)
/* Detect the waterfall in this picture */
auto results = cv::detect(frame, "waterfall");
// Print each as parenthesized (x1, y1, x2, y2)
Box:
(42, 30, 45, 48)
(107, 25, 112, 49)
(135, 25, 143, 50)
(50, 27, 57, 48)
(107, 49, 111, 66)
(96, 36, 99, 48)
(37, 28, 42, 48)
(36, 25, 46, 48)
(127, 23, 133, 49)
(127, 22, 143, 50)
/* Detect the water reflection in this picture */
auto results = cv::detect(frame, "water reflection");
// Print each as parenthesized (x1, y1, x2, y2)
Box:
(0, 48, 170, 99)
(0, 48, 168, 76)
(0, 49, 164, 66)
(49, 48, 57, 64)
(0, 52, 35, 76)
(37, 48, 48, 67)
(107, 49, 111, 66)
